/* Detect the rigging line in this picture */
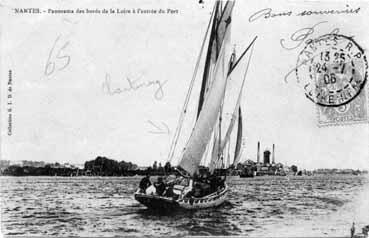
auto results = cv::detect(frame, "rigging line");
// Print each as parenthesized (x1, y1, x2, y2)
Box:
(228, 36, 257, 77)
(167, 4, 216, 163)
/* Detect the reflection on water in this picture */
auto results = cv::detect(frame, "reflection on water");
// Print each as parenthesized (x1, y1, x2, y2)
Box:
(1, 175, 368, 237)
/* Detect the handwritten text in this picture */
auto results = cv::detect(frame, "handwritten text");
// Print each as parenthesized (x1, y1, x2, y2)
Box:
(102, 73, 167, 100)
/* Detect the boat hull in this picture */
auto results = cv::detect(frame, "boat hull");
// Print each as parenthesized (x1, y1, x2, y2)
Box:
(134, 193, 181, 210)
(134, 184, 228, 210)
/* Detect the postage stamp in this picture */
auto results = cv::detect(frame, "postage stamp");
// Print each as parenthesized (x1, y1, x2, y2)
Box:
(316, 85, 368, 126)
(296, 34, 368, 126)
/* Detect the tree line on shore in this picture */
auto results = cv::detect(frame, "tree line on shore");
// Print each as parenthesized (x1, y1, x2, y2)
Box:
(1, 156, 367, 177)
(0, 156, 174, 176)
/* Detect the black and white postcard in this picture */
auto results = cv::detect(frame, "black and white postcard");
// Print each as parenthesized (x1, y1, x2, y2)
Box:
(1, 0, 368, 237)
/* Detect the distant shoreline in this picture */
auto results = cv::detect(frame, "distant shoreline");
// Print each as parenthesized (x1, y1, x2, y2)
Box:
(1, 173, 367, 178)
(1, 156, 367, 177)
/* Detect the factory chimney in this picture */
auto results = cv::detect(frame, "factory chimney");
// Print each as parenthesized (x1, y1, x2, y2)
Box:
(272, 144, 275, 164)
(257, 141, 260, 163)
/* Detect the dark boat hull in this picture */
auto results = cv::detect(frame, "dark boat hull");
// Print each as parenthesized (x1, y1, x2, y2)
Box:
(134, 193, 181, 210)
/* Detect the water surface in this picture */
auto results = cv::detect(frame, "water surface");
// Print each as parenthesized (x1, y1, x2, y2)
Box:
(1, 175, 368, 237)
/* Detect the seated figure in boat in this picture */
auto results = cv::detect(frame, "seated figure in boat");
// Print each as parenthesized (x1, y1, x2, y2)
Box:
(185, 181, 210, 198)
(181, 170, 225, 198)
(137, 166, 225, 200)
(145, 184, 156, 195)
(163, 183, 180, 200)
(138, 174, 158, 195)
(139, 174, 151, 193)
(154, 177, 166, 196)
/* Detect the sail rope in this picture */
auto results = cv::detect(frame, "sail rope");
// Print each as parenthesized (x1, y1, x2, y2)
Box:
(167, 5, 216, 163)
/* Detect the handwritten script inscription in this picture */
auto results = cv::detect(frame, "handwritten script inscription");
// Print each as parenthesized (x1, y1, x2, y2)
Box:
(248, 5, 360, 23)
(249, 8, 292, 22)
(280, 21, 331, 50)
(102, 73, 167, 100)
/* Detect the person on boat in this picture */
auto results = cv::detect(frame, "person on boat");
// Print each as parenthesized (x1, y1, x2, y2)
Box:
(192, 182, 202, 197)
(184, 180, 208, 198)
(145, 184, 156, 195)
(184, 184, 196, 198)
(209, 175, 218, 192)
(154, 177, 166, 196)
(139, 174, 151, 193)
(179, 177, 190, 187)
(165, 174, 177, 185)
(163, 184, 177, 199)
(199, 181, 211, 196)
(218, 176, 226, 188)
(363, 225, 369, 238)
(182, 179, 193, 198)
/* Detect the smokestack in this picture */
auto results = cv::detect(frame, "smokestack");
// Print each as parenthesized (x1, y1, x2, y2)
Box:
(272, 144, 275, 164)
(257, 141, 260, 163)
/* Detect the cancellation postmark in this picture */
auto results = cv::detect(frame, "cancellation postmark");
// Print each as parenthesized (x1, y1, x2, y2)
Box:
(296, 34, 368, 126)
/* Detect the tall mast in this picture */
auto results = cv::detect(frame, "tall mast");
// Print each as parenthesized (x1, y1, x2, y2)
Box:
(272, 144, 275, 164)
(257, 141, 260, 163)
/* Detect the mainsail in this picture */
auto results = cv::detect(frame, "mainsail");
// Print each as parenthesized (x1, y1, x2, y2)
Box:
(174, 0, 256, 177)
(167, 3, 216, 164)
(178, 28, 231, 176)
(197, 1, 235, 118)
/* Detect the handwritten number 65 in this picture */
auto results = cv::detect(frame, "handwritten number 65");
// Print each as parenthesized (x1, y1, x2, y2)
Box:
(44, 35, 71, 76)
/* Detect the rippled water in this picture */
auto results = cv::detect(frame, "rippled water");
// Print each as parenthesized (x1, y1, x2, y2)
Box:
(1, 175, 368, 237)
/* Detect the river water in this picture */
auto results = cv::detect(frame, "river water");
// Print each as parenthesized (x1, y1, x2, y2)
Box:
(1, 175, 368, 237)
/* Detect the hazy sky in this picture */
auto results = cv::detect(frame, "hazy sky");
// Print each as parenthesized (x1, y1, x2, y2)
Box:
(1, 0, 369, 170)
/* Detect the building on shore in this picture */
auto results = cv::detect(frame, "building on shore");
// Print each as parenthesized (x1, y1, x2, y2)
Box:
(255, 143, 286, 176)
(239, 142, 287, 177)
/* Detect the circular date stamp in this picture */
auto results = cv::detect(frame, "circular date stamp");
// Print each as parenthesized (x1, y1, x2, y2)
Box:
(296, 34, 368, 107)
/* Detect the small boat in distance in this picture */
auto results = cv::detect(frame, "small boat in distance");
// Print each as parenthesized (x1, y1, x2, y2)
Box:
(135, 0, 257, 210)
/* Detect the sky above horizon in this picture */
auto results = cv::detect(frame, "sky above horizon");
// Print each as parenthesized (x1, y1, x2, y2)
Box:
(1, 0, 369, 170)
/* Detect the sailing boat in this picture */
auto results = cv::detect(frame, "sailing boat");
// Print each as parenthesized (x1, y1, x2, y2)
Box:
(135, 0, 256, 210)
